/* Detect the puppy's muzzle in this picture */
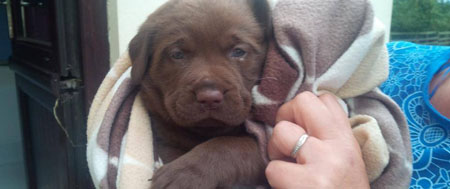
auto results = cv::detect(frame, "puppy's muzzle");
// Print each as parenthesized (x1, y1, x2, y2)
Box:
(194, 79, 226, 110)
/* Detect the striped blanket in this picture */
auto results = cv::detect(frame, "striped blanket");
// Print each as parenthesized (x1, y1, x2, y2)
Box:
(87, 0, 412, 188)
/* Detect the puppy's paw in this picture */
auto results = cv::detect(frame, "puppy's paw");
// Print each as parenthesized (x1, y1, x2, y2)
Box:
(150, 160, 218, 189)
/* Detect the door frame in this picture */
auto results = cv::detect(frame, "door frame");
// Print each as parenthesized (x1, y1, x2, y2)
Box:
(9, 0, 110, 188)
(79, 0, 110, 110)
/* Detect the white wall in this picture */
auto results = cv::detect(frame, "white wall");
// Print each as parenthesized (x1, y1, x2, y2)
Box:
(370, 0, 393, 41)
(108, 0, 168, 65)
(107, 0, 393, 65)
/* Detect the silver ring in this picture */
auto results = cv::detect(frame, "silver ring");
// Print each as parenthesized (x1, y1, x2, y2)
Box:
(290, 134, 309, 158)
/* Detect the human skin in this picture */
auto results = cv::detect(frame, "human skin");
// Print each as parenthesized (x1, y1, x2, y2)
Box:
(429, 65, 450, 119)
(265, 92, 369, 188)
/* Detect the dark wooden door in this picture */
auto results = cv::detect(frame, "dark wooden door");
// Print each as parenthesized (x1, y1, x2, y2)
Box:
(7, 0, 109, 188)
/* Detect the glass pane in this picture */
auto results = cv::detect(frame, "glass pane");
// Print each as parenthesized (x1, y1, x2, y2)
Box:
(18, 0, 51, 44)
(0, 4, 12, 61)
(390, 0, 450, 45)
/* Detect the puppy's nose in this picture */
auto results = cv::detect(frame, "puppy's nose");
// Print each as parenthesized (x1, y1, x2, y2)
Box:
(196, 89, 224, 109)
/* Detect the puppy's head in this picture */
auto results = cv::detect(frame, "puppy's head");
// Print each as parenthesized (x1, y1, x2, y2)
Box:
(130, 0, 270, 128)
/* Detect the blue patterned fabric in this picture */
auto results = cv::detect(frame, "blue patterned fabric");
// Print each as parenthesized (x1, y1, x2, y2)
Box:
(381, 42, 450, 189)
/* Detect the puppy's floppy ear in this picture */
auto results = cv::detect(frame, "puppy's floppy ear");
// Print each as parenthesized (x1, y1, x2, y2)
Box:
(249, 0, 272, 40)
(128, 27, 154, 85)
(128, 1, 177, 85)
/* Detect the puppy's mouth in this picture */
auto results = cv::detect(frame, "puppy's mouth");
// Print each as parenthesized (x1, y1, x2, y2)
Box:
(184, 118, 246, 137)
(192, 118, 231, 128)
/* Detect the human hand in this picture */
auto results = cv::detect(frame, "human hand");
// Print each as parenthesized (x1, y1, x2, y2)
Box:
(265, 92, 369, 188)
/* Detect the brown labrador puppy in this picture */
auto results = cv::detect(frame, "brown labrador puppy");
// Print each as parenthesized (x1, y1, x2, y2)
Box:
(128, 0, 271, 188)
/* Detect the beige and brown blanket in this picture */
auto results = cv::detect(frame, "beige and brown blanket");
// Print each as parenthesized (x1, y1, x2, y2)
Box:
(87, 0, 412, 188)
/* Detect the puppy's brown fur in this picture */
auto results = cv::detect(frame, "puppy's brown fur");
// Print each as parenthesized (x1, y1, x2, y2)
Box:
(129, 0, 271, 188)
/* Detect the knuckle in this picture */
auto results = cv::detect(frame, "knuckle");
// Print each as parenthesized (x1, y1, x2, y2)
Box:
(271, 125, 282, 140)
(265, 162, 276, 178)
(320, 93, 335, 101)
(293, 92, 317, 109)
(303, 91, 316, 98)
(274, 121, 292, 133)
(273, 121, 295, 140)
(265, 161, 281, 179)
(294, 91, 314, 102)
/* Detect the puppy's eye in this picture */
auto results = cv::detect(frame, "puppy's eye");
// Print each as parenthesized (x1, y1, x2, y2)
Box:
(170, 50, 185, 60)
(230, 48, 247, 58)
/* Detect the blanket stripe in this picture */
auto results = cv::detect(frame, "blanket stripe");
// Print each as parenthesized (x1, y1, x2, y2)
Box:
(107, 90, 136, 188)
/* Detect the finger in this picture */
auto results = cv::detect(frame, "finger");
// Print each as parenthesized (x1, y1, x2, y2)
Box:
(265, 160, 306, 189)
(275, 92, 309, 125)
(265, 160, 318, 189)
(267, 121, 306, 160)
(268, 121, 326, 164)
(276, 92, 338, 139)
(275, 100, 302, 126)
(318, 94, 352, 132)
(294, 136, 325, 164)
